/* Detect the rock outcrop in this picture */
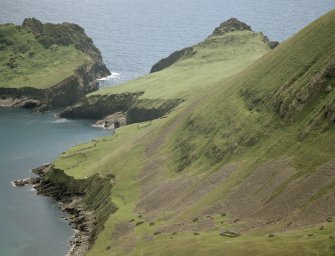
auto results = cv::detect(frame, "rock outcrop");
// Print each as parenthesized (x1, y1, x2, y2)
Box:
(94, 112, 127, 129)
(210, 18, 251, 36)
(60, 92, 183, 124)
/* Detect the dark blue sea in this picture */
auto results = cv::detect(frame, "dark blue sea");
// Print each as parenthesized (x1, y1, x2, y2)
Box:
(0, 0, 334, 255)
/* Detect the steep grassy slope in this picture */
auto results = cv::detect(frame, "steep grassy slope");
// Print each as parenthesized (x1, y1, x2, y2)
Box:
(0, 18, 110, 108)
(52, 11, 335, 256)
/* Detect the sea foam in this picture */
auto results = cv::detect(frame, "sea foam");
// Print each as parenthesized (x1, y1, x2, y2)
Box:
(97, 72, 120, 81)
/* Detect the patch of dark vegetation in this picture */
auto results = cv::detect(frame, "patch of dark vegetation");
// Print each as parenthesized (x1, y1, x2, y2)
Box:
(154, 231, 161, 236)
(136, 221, 144, 226)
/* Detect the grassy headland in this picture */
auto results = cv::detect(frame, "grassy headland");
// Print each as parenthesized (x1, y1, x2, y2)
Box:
(60, 19, 272, 121)
(0, 18, 110, 108)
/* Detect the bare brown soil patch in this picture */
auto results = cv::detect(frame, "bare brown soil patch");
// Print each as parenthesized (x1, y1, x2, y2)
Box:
(110, 221, 136, 254)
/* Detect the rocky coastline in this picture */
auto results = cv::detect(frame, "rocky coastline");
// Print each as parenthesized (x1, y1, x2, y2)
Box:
(13, 164, 106, 256)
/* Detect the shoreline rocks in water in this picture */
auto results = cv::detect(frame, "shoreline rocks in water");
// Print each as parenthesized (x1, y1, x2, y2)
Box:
(94, 112, 127, 129)
(13, 177, 41, 186)
(13, 164, 97, 256)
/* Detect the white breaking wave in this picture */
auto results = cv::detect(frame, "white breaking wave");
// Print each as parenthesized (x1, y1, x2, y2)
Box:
(52, 118, 69, 124)
(97, 72, 120, 81)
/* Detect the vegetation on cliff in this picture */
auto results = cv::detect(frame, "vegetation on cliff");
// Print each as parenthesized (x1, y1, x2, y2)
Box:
(0, 18, 110, 108)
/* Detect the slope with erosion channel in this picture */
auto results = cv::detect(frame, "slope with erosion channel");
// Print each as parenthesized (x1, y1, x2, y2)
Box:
(0, 18, 110, 110)
(45, 11, 335, 256)
(60, 18, 272, 124)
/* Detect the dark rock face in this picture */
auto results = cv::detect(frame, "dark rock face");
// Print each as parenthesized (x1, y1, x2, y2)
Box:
(150, 47, 195, 73)
(211, 18, 251, 36)
(0, 62, 103, 110)
(22, 18, 43, 34)
(60, 92, 144, 119)
(268, 40, 280, 49)
(60, 92, 183, 125)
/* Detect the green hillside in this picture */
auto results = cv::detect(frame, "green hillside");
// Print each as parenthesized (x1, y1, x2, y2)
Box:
(0, 22, 89, 89)
(60, 19, 272, 121)
(52, 10, 335, 256)
(0, 18, 110, 109)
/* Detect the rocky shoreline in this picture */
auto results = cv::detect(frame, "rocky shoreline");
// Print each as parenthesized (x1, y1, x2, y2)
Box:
(13, 164, 96, 256)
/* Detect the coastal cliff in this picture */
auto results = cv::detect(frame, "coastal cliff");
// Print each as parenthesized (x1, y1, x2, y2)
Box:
(0, 18, 110, 110)
(14, 164, 116, 256)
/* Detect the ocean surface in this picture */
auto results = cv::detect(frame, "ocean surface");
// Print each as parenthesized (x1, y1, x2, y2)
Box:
(0, 1, 334, 255)
(0, 108, 109, 256)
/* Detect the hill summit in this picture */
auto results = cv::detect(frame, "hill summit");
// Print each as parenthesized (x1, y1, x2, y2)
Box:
(211, 18, 251, 36)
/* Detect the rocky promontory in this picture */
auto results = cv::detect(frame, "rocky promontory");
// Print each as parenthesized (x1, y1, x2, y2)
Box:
(13, 164, 116, 256)
(0, 18, 110, 110)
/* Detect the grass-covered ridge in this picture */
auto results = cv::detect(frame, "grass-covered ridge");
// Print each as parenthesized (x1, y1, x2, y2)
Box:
(0, 22, 90, 89)
(60, 20, 272, 120)
(53, 11, 335, 256)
